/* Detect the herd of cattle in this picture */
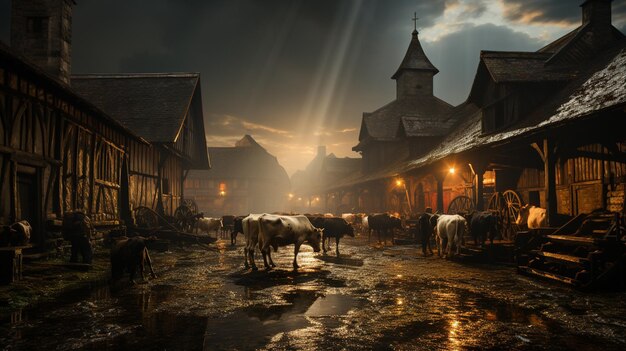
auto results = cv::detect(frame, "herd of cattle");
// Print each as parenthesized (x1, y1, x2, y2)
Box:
(183, 204, 547, 271)
(0, 204, 549, 281)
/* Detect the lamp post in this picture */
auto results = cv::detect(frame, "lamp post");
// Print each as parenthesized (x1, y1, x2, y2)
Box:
(395, 179, 412, 214)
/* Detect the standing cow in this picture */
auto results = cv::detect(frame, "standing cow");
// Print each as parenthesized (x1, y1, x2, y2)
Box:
(516, 205, 547, 229)
(230, 216, 245, 245)
(111, 236, 157, 283)
(367, 213, 402, 244)
(418, 211, 436, 256)
(467, 211, 500, 246)
(243, 213, 267, 270)
(195, 217, 223, 237)
(433, 214, 467, 258)
(62, 212, 94, 264)
(258, 214, 323, 269)
(310, 217, 354, 256)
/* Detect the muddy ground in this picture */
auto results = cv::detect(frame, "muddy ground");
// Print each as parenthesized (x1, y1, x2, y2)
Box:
(1, 235, 626, 350)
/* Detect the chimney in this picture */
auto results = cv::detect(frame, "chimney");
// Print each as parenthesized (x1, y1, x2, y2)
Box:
(317, 145, 326, 158)
(581, 0, 612, 26)
(11, 0, 74, 85)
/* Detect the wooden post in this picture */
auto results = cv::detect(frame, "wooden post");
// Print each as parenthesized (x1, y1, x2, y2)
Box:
(434, 171, 445, 213)
(544, 138, 557, 226)
(473, 161, 488, 211)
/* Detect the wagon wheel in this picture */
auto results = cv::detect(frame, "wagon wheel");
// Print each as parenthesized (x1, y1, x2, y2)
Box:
(174, 205, 195, 232)
(487, 192, 504, 214)
(502, 190, 522, 240)
(134, 206, 160, 230)
(181, 199, 198, 215)
(447, 195, 475, 215)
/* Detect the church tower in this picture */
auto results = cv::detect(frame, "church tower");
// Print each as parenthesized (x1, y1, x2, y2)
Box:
(391, 25, 439, 99)
(11, 0, 74, 85)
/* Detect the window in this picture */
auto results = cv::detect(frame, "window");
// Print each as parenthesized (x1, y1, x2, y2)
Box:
(27, 17, 49, 37)
(162, 178, 171, 195)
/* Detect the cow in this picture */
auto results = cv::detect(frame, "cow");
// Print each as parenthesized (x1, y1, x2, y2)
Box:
(417, 212, 436, 256)
(111, 236, 157, 283)
(361, 215, 369, 236)
(221, 215, 236, 239)
(310, 217, 354, 256)
(467, 211, 500, 246)
(1, 220, 32, 247)
(195, 217, 223, 236)
(516, 205, 547, 229)
(258, 214, 323, 269)
(243, 213, 266, 270)
(367, 213, 402, 244)
(230, 216, 245, 245)
(62, 212, 94, 264)
(433, 214, 467, 258)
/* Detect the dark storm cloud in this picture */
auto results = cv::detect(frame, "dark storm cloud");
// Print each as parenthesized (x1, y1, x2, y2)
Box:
(424, 23, 543, 104)
(502, 0, 626, 26)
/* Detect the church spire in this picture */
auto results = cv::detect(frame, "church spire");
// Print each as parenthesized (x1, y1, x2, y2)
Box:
(392, 25, 439, 80)
(392, 16, 439, 99)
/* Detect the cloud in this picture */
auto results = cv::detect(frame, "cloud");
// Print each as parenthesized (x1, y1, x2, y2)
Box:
(501, 0, 626, 27)
(423, 23, 544, 105)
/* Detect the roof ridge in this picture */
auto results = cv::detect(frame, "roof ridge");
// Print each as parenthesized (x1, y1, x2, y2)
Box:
(71, 72, 200, 79)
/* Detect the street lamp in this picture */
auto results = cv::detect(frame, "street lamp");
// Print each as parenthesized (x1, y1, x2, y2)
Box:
(395, 178, 413, 214)
(449, 167, 455, 174)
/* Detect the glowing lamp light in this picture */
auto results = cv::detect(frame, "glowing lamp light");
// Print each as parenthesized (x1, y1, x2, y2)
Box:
(314, 197, 320, 201)
(395, 179, 404, 187)
(288, 193, 294, 199)
(219, 190, 226, 196)
(449, 167, 456, 174)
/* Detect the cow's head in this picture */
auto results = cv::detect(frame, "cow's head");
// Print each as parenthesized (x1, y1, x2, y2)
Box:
(307, 228, 323, 252)
(516, 204, 531, 226)
(345, 222, 355, 237)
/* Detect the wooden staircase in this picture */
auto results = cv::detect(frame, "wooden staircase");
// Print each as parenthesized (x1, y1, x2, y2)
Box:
(516, 212, 626, 290)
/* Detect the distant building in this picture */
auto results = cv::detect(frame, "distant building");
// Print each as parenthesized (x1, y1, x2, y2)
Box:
(184, 135, 290, 216)
(290, 146, 361, 213)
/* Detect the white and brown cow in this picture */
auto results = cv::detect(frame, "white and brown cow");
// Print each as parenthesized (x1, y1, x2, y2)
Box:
(195, 217, 223, 236)
(515, 205, 547, 229)
(258, 214, 323, 269)
(433, 214, 467, 258)
(243, 213, 266, 270)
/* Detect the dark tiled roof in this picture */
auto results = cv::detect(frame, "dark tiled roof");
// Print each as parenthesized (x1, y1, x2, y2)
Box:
(392, 31, 439, 79)
(71, 73, 199, 143)
(322, 157, 361, 174)
(191, 135, 290, 183)
(480, 51, 577, 83)
(359, 96, 453, 141)
(0, 42, 144, 142)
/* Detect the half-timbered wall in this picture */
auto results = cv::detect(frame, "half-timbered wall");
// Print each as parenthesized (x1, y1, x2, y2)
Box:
(1, 55, 133, 244)
(161, 153, 182, 217)
(129, 141, 159, 212)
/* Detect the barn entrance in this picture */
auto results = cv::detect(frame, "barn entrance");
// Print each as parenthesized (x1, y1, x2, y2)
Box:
(16, 166, 40, 244)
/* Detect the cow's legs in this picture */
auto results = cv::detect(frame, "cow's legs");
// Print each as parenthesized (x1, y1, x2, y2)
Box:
(261, 249, 272, 269)
(268, 250, 276, 268)
(335, 237, 340, 257)
(248, 248, 258, 271)
(293, 243, 302, 269)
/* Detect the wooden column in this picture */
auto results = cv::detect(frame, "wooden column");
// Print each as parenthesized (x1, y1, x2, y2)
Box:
(434, 171, 445, 213)
(472, 160, 488, 211)
(544, 138, 557, 226)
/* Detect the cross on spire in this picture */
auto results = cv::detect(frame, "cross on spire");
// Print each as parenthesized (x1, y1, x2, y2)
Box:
(412, 12, 419, 31)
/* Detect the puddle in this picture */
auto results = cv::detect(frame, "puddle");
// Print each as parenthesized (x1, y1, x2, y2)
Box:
(306, 294, 357, 317)
(316, 255, 364, 267)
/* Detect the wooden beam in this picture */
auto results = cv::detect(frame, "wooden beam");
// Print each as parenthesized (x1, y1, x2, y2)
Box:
(531, 142, 545, 163)
(544, 138, 557, 226)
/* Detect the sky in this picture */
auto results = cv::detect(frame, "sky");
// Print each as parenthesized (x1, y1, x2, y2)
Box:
(1, 0, 625, 176)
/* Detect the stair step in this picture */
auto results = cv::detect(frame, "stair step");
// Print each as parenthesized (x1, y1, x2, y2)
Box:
(533, 251, 588, 265)
(518, 266, 579, 286)
(547, 235, 595, 246)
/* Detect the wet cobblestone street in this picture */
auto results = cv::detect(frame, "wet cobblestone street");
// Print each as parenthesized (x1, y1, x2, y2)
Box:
(2, 235, 626, 351)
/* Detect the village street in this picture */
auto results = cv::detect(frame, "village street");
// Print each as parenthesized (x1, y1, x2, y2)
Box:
(2, 235, 626, 351)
